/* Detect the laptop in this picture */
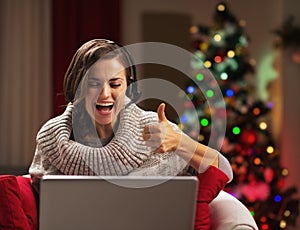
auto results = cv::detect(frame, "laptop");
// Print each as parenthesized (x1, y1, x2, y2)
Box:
(39, 175, 198, 230)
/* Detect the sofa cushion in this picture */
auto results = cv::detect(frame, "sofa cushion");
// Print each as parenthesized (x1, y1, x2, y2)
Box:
(0, 175, 37, 230)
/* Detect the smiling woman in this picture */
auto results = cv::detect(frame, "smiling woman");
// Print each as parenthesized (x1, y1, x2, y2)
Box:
(28, 38, 235, 230)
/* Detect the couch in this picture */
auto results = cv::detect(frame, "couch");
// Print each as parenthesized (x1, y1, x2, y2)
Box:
(0, 174, 258, 230)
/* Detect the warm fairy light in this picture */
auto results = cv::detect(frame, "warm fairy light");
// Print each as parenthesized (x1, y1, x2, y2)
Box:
(187, 94, 194, 100)
(280, 220, 287, 228)
(249, 58, 256, 66)
(284, 210, 291, 217)
(227, 50, 235, 58)
(220, 72, 228, 80)
(266, 146, 274, 154)
(282, 168, 289, 176)
(177, 123, 184, 130)
(198, 134, 205, 141)
(204, 60, 212, 68)
(253, 157, 261, 165)
(239, 20, 246, 27)
(253, 107, 260, 115)
(200, 42, 209, 51)
(259, 122, 268, 130)
(190, 25, 198, 34)
(213, 34, 222, 42)
(217, 3, 226, 12)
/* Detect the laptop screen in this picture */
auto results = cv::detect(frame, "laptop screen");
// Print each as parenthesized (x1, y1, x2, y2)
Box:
(39, 175, 198, 230)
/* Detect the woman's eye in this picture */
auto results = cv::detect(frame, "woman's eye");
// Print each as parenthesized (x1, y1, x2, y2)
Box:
(88, 81, 101, 87)
(110, 83, 121, 88)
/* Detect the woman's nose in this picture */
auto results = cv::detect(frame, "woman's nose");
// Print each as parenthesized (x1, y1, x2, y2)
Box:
(99, 84, 110, 98)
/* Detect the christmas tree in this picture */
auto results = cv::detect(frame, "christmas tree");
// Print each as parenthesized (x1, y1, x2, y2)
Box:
(178, 2, 299, 229)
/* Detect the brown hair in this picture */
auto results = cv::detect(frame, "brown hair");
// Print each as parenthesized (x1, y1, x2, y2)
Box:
(63, 39, 133, 103)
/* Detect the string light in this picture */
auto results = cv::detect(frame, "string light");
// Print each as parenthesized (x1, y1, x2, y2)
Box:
(249, 58, 256, 66)
(261, 224, 269, 230)
(259, 122, 268, 130)
(227, 50, 235, 58)
(186, 86, 195, 94)
(217, 3, 226, 12)
(190, 25, 198, 34)
(232, 126, 240, 135)
(213, 34, 222, 42)
(260, 216, 267, 223)
(206, 89, 214, 98)
(220, 72, 228, 80)
(280, 220, 287, 228)
(214, 55, 222, 63)
(239, 19, 246, 27)
(200, 42, 209, 51)
(274, 195, 282, 202)
(284, 210, 291, 217)
(180, 115, 188, 123)
(226, 88, 234, 97)
(204, 60, 212, 68)
(200, 118, 209, 127)
(196, 73, 204, 81)
(253, 157, 261, 165)
(177, 123, 184, 130)
(266, 146, 274, 154)
(267, 101, 274, 109)
(253, 107, 261, 115)
(198, 134, 205, 141)
(282, 168, 289, 176)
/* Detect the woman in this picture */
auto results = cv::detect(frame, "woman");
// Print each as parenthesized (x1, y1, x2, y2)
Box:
(29, 39, 232, 229)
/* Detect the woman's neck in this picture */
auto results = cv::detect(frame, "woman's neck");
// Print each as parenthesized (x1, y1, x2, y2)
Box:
(95, 116, 120, 141)
(95, 123, 114, 140)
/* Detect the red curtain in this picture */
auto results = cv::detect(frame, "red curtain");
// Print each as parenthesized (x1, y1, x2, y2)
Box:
(52, 0, 121, 116)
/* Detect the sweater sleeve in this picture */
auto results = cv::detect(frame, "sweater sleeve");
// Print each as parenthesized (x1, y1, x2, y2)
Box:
(194, 166, 229, 230)
(217, 151, 233, 183)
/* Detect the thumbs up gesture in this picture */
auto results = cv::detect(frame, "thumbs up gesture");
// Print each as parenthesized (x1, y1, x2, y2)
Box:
(143, 103, 181, 153)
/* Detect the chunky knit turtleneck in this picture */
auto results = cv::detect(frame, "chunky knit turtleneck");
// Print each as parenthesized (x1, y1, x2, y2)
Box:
(29, 103, 233, 181)
(29, 103, 190, 177)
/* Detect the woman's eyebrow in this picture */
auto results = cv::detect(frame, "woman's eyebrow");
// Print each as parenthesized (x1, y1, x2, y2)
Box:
(109, 77, 124, 81)
(87, 77, 100, 81)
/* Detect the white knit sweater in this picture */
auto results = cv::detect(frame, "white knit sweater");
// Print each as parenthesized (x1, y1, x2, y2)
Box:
(29, 103, 232, 181)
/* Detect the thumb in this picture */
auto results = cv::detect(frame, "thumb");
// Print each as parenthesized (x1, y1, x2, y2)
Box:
(157, 103, 167, 122)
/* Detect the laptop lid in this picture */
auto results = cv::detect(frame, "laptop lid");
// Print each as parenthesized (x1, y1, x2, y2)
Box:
(39, 175, 198, 230)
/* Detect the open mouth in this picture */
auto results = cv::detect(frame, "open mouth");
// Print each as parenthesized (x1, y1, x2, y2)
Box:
(95, 102, 114, 112)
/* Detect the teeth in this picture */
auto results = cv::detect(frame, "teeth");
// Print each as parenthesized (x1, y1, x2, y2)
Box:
(96, 102, 113, 106)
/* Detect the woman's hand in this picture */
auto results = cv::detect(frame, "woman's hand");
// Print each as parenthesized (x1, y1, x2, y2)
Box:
(143, 102, 219, 172)
(143, 103, 181, 153)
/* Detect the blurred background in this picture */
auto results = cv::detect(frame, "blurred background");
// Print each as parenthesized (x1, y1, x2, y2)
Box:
(0, 0, 299, 229)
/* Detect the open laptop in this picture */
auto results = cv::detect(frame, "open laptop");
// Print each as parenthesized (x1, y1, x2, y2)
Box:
(39, 175, 198, 230)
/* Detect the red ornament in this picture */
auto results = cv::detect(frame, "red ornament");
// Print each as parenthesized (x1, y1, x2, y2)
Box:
(239, 129, 257, 145)
(264, 167, 274, 183)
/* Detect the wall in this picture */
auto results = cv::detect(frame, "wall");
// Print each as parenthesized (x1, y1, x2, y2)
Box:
(0, 0, 52, 174)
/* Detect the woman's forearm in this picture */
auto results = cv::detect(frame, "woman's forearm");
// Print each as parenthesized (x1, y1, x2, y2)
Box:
(175, 133, 233, 181)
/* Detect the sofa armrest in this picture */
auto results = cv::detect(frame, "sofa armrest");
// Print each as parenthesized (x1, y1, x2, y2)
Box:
(209, 190, 259, 230)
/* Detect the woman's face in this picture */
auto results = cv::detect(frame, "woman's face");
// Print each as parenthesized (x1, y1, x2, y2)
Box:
(84, 57, 127, 129)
